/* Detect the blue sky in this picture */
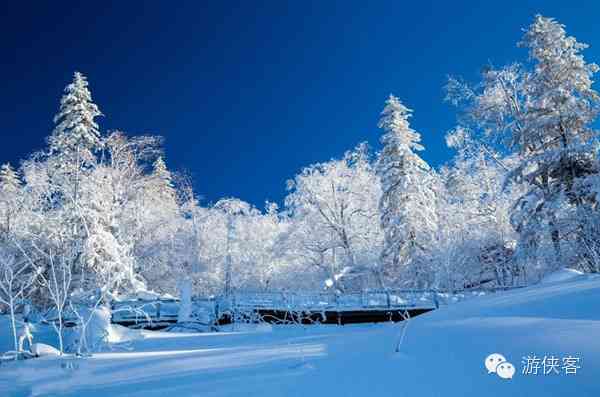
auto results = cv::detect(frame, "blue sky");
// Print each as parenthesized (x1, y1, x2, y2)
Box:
(1, 1, 598, 207)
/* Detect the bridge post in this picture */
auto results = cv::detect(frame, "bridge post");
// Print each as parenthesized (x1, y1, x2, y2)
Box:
(214, 297, 220, 326)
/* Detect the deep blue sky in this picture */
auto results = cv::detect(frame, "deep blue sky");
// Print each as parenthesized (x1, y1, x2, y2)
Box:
(1, 2, 598, 207)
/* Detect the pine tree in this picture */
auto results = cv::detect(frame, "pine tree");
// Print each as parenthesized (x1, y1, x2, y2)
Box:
(0, 163, 21, 194)
(152, 156, 177, 201)
(49, 71, 102, 170)
(376, 95, 438, 288)
(43, 72, 103, 291)
(0, 163, 22, 238)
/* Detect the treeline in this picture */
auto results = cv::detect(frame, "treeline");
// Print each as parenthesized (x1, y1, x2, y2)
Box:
(1, 15, 600, 312)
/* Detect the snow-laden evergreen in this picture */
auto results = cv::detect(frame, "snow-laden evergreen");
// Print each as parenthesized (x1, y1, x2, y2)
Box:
(376, 95, 438, 288)
(0, 163, 21, 193)
(49, 71, 102, 169)
(0, 163, 21, 238)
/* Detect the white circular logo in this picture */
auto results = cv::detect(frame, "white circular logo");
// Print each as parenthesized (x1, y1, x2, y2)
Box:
(485, 353, 515, 380)
(485, 353, 507, 374)
(496, 362, 516, 379)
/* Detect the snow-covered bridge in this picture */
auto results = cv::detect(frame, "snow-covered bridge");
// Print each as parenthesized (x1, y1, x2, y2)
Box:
(110, 290, 445, 328)
(216, 290, 442, 325)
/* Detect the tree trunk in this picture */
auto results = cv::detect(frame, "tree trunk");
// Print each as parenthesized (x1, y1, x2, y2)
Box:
(9, 298, 18, 358)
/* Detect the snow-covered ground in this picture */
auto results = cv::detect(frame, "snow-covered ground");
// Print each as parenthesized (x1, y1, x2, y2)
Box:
(1, 271, 599, 396)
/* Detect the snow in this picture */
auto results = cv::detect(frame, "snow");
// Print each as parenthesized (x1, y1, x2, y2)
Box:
(1, 273, 599, 396)
(75, 307, 142, 346)
(117, 289, 177, 302)
(540, 268, 585, 284)
(30, 343, 60, 357)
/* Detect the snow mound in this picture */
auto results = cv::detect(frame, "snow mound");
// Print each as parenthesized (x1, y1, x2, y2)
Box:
(106, 324, 143, 344)
(30, 343, 60, 357)
(65, 307, 143, 350)
(83, 307, 112, 348)
(88, 307, 142, 345)
(540, 268, 585, 284)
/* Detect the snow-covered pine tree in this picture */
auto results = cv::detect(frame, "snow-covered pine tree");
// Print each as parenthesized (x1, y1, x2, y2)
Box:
(0, 163, 22, 238)
(376, 95, 438, 288)
(47, 71, 103, 248)
(152, 156, 177, 202)
(0, 163, 21, 192)
(39, 72, 103, 293)
(511, 15, 600, 269)
(49, 71, 102, 171)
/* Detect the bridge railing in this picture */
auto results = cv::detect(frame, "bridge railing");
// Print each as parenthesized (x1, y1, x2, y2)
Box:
(111, 298, 181, 325)
(217, 289, 442, 313)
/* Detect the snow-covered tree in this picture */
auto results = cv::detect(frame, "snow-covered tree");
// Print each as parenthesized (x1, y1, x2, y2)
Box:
(49, 71, 102, 170)
(38, 72, 104, 293)
(376, 95, 438, 288)
(98, 137, 185, 294)
(151, 156, 177, 203)
(14, 227, 77, 355)
(0, 163, 22, 239)
(435, 128, 524, 289)
(285, 144, 383, 291)
(0, 247, 39, 358)
(233, 202, 288, 291)
(446, 15, 600, 277)
(0, 164, 21, 192)
(214, 198, 257, 295)
(511, 15, 600, 270)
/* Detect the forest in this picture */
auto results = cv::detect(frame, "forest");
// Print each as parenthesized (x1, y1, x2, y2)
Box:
(1, 14, 599, 317)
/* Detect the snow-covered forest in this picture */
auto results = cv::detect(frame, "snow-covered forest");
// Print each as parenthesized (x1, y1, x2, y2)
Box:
(2, 14, 600, 313)
(2, 13, 600, 396)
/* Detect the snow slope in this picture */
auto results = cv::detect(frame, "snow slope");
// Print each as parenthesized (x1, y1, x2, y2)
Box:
(1, 273, 599, 396)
